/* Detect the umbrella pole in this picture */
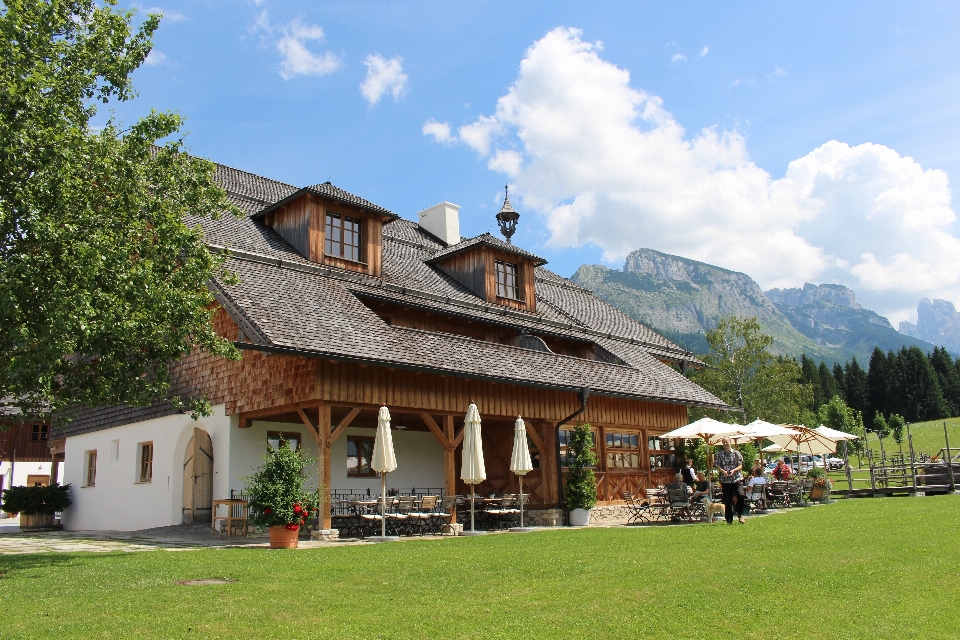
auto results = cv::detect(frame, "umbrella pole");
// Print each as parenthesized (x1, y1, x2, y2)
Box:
(471, 485, 476, 532)
(519, 475, 524, 528)
(381, 472, 387, 538)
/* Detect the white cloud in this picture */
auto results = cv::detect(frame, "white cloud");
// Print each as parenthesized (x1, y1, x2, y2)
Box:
(276, 19, 340, 79)
(672, 52, 686, 63)
(422, 119, 453, 144)
(144, 49, 167, 66)
(360, 54, 408, 105)
(458, 115, 502, 156)
(700, 46, 709, 57)
(435, 26, 960, 320)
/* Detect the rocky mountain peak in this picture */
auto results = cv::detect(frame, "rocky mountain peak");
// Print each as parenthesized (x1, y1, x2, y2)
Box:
(765, 283, 861, 310)
(899, 299, 960, 353)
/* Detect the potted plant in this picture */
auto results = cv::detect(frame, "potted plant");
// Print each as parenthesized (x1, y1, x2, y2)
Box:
(564, 424, 597, 526)
(1, 484, 72, 531)
(242, 442, 320, 548)
(805, 467, 833, 502)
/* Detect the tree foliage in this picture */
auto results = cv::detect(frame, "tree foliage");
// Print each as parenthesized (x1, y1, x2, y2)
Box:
(692, 317, 812, 424)
(563, 424, 597, 511)
(0, 0, 240, 421)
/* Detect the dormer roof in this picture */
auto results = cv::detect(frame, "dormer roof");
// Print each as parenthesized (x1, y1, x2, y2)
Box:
(253, 181, 397, 221)
(426, 232, 547, 266)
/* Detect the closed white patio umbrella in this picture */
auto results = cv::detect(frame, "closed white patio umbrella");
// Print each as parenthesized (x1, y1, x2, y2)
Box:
(371, 405, 398, 540)
(509, 416, 534, 531)
(460, 403, 486, 535)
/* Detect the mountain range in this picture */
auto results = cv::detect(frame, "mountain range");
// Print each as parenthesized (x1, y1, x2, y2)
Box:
(570, 248, 946, 363)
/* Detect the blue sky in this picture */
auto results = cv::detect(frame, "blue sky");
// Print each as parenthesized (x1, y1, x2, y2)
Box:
(109, 1, 960, 324)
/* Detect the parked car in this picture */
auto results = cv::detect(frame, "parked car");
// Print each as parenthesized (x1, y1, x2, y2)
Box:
(785, 454, 814, 474)
(826, 456, 844, 470)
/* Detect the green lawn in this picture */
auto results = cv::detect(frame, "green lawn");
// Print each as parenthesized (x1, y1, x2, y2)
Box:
(868, 417, 960, 458)
(3, 496, 960, 639)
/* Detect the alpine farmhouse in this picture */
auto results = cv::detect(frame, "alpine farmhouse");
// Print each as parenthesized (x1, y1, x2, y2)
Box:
(55, 163, 726, 531)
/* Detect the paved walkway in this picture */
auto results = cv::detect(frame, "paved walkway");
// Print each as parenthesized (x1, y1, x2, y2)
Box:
(0, 502, 805, 555)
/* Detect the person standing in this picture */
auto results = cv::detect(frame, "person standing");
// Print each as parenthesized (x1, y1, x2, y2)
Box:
(681, 458, 697, 486)
(716, 437, 745, 524)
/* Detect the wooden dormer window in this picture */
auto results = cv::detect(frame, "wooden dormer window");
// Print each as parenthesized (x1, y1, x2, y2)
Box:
(495, 260, 520, 300)
(325, 212, 362, 262)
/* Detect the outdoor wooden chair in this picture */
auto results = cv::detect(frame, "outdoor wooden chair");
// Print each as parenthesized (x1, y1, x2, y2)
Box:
(745, 483, 767, 513)
(623, 493, 652, 524)
(486, 495, 520, 530)
(788, 481, 806, 506)
(386, 496, 417, 535)
(408, 495, 438, 535)
(766, 481, 790, 508)
(429, 496, 458, 534)
(666, 484, 693, 522)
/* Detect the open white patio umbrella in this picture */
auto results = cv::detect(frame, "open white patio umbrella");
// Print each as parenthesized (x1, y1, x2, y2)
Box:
(768, 425, 838, 471)
(660, 417, 746, 490)
(739, 419, 800, 441)
(509, 416, 534, 530)
(814, 425, 860, 490)
(371, 405, 398, 539)
(460, 403, 486, 534)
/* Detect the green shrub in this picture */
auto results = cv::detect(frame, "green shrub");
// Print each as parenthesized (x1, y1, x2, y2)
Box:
(564, 424, 597, 511)
(1, 484, 72, 515)
(241, 442, 320, 531)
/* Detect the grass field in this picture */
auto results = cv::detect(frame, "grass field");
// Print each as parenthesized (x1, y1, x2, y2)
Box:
(3, 495, 960, 639)
(865, 417, 960, 458)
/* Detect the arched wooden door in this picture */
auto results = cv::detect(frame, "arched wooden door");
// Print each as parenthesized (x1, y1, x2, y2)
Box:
(182, 427, 213, 524)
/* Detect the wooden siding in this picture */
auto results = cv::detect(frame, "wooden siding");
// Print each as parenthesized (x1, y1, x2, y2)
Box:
(168, 308, 318, 417)
(433, 245, 537, 313)
(264, 193, 386, 277)
(433, 248, 487, 300)
(0, 421, 52, 463)
(269, 196, 312, 259)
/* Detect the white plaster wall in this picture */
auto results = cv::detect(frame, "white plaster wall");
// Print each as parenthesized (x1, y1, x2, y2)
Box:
(0, 461, 64, 489)
(230, 421, 320, 495)
(328, 427, 444, 494)
(61, 405, 232, 531)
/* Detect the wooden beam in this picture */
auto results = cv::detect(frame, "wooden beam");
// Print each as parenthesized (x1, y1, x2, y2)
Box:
(238, 400, 323, 426)
(419, 412, 450, 449)
(443, 415, 456, 499)
(329, 407, 361, 445)
(525, 420, 546, 454)
(318, 405, 332, 530)
(297, 408, 321, 446)
(453, 426, 465, 449)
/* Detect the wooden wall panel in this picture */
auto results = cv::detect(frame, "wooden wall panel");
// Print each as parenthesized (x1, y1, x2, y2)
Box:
(271, 197, 312, 259)
(167, 308, 318, 417)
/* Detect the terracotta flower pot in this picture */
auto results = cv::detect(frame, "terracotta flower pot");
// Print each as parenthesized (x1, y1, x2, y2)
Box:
(268, 526, 300, 549)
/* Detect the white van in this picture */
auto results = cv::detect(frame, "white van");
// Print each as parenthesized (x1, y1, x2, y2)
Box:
(785, 454, 814, 474)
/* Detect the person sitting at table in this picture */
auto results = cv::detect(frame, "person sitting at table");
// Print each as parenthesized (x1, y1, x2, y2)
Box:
(751, 458, 764, 477)
(746, 467, 767, 490)
(772, 458, 792, 480)
(691, 471, 711, 502)
(666, 473, 692, 496)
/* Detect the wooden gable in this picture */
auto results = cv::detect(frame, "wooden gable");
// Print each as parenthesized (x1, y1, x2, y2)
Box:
(263, 193, 387, 277)
(432, 245, 537, 313)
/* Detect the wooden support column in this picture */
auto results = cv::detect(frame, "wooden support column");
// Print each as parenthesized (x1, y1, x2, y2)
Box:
(537, 421, 559, 507)
(444, 415, 456, 497)
(48, 439, 65, 486)
(420, 412, 457, 498)
(299, 405, 332, 530)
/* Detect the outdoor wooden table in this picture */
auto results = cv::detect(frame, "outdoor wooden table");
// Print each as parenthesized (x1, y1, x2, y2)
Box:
(211, 499, 248, 537)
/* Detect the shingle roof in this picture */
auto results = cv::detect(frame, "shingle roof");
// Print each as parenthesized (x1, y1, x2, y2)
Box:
(61, 162, 725, 436)
(427, 232, 548, 266)
(254, 181, 397, 219)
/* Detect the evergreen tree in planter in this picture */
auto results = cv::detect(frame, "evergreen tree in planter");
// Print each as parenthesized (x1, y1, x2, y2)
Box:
(1, 484, 71, 530)
(242, 442, 320, 548)
(564, 424, 597, 526)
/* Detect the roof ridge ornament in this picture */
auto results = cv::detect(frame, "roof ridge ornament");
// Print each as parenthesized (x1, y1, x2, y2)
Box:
(496, 185, 519, 244)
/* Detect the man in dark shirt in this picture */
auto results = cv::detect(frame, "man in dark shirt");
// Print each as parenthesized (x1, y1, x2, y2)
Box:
(681, 458, 697, 485)
(715, 437, 745, 524)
